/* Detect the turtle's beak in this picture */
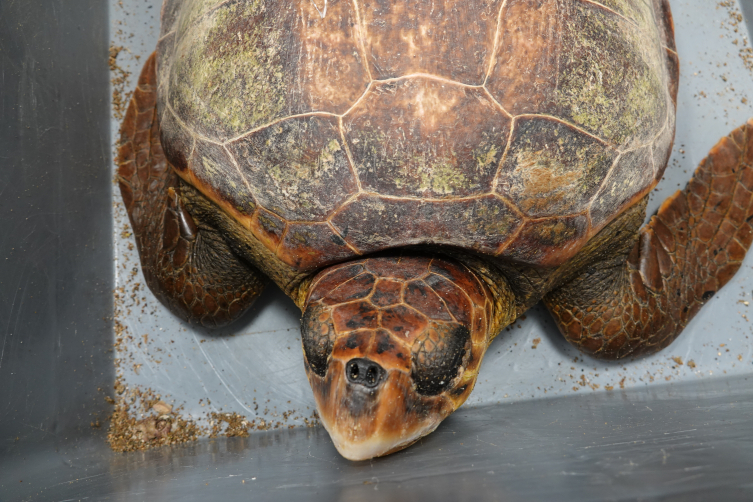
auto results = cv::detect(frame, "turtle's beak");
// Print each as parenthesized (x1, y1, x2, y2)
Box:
(306, 337, 453, 461)
(299, 255, 504, 460)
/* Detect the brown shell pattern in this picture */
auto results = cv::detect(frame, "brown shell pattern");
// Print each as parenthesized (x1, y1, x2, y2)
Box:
(157, 0, 677, 271)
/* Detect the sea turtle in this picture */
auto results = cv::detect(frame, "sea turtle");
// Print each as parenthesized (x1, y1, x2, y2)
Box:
(117, 0, 753, 460)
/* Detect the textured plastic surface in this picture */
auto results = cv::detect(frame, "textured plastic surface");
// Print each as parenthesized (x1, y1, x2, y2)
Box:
(1, 0, 752, 501)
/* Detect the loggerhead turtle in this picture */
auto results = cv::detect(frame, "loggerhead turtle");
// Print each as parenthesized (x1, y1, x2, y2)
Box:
(117, 0, 753, 460)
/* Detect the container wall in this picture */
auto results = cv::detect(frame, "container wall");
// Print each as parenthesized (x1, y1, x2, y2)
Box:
(0, 0, 114, 452)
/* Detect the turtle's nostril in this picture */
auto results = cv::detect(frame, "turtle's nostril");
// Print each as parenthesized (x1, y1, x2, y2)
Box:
(366, 366, 377, 385)
(349, 362, 359, 380)
(345, 358, 384, 388)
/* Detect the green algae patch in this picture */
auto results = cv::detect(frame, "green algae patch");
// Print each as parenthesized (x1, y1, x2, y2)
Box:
(590, 0, 654, 27)
(345, 119, 505, 199)
(555, 2, 666, 147)
(417, 156, 471, 196)
(496, 117, 617, 218)
(175, 0, 225, 39)
(169, 0, 291, 141)
(467, 198, 518, 240)
(227, 115, 358, 222)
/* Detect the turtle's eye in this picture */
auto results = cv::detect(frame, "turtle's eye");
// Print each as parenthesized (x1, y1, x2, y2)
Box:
(301, 304, 337, 377)
(411, 324, 471, 395)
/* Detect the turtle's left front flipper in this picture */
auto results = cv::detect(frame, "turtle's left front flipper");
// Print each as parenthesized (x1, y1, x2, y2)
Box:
(117, 53, 268, 327)
(545, 120, 753, 358)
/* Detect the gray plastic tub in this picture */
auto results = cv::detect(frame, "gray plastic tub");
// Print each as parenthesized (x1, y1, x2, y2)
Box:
(2, 0, 753, 500)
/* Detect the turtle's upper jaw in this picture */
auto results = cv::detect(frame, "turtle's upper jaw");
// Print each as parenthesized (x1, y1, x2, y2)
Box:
(308, 358, 450, 461)
(300, 254, 507, 460)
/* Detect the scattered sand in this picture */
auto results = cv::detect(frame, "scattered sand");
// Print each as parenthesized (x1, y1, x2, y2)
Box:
(109, 44, 131, 121)
(717, 1, 753, 73)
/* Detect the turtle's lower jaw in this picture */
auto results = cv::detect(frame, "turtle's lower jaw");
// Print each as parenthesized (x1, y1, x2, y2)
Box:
(307, 359, 452, 461)
(328, 426, 428, 462)
(300, 254, 511, 460)
(324, 408, 439, 462)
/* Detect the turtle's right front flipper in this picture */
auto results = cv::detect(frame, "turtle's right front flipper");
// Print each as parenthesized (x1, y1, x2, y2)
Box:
(117, 53, 267, 327)
(545, 120, 753, 358)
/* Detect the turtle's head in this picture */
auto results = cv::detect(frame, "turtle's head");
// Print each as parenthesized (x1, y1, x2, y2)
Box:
(300, 255, 503, 461)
